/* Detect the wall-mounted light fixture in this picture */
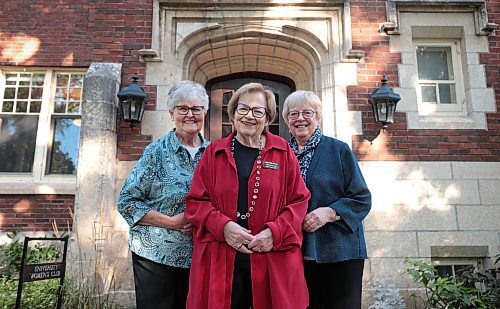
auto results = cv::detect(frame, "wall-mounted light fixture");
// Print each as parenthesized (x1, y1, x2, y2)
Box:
(368, 75, 401, 130)
(117, 76, 148, 127)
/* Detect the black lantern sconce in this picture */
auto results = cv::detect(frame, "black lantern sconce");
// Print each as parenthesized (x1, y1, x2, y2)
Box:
(369, 75, 401, 130)
(117, 76, 149, 127)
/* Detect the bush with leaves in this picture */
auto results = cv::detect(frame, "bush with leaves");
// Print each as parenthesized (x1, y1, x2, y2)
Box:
(405, 257, 497, 308)
(457, 255, 500, 308)
(368, 278, 406, 309)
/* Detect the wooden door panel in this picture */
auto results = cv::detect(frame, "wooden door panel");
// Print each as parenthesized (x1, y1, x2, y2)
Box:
(207, 75, 294, 141)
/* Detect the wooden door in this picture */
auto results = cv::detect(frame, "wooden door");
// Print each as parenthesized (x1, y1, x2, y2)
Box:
(205, 74, 294, 141)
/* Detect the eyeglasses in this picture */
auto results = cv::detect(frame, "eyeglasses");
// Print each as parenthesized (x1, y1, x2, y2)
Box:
(175, 105, 205, 115)
(236, 103, 267, 118)
(287, 110, 315, 120)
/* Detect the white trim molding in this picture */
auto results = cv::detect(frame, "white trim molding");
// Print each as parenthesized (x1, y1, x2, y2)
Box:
(389, 12, 496, 129)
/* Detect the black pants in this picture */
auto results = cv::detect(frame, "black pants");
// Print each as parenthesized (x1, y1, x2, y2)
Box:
(231, 253, 253, 309)
(304, 259, 364, 309)
(132, 252, 189, 309)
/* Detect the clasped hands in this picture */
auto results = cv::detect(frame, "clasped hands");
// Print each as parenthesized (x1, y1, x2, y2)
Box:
(223, 221, 273, 254)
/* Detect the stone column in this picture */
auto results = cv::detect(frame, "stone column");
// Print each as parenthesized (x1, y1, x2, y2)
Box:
(71, 62, 122, 293)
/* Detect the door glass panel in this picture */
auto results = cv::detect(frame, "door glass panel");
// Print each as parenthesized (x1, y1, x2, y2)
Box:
(222, 106, 229, 123)
(222, 125, 233, 138)
(207, 75, 294, 141)
(223, 92, 232, 105)
(268, 125, 279, 135)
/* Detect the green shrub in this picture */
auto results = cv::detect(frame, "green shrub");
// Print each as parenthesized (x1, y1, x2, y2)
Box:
(458, 256, 500, 308)
(405, 257, 498, 309)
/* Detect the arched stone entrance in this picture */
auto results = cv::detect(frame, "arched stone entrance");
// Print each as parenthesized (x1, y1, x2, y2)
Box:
(140, 1, 363, 145)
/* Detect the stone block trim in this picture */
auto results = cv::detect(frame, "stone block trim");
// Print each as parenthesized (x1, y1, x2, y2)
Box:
(0, 195, 74, 232)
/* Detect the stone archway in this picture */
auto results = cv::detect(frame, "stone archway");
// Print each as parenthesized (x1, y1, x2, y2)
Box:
(140, 2, 364, 145)
(179, 25, 324, 91)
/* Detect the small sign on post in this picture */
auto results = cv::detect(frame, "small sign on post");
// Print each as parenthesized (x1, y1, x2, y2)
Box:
(15, 237, 69, 309)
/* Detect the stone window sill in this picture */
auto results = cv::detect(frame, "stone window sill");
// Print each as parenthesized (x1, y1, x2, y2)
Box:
(0, 179, 76, 195)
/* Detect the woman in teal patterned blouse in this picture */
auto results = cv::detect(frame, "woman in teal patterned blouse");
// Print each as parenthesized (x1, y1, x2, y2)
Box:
(118, 80, 210, 309)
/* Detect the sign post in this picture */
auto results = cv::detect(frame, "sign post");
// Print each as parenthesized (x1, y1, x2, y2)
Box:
(15, 237, 69, 309)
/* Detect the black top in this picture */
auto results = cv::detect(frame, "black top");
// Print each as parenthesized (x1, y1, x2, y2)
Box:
(233, 138, 259, 228)
(233, 137, 259, 269)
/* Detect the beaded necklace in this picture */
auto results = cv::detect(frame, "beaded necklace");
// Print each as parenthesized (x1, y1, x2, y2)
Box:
(231, 134, 263, 220)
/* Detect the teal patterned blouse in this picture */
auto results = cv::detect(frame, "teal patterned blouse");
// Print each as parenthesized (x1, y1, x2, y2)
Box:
(118, 130, 210, 268)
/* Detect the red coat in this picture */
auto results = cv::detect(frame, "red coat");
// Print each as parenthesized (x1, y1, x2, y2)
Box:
(185, 131, 311, 309)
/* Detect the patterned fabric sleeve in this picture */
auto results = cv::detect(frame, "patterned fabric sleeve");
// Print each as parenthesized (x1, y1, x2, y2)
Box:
(118, 144, 157, 227)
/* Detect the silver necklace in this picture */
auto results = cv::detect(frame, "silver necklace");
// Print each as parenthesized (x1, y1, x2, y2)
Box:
(231, 135, 263, 220)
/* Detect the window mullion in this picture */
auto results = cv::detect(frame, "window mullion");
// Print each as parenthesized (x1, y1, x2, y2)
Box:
(435, 82, 441, 104)
(0, 69, 5, 110)
(32, 70, 53, 180)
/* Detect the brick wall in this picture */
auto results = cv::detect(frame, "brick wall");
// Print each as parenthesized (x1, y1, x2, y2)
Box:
(0, 195, 74, 232)
(0, 0, 155, 161)
(0, 0, 499, 163)
(348, 0, 500, 161)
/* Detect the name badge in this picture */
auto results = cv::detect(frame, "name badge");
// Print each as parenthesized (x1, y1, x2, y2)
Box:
(263, 161, 280, 170)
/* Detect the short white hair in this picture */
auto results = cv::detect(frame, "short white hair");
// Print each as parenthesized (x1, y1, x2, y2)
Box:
(167, 80, 209, 111)
(282, 90, 322, 125)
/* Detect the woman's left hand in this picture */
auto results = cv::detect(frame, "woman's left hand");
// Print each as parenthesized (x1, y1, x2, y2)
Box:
(303, 207, 337, 233)
(248, 228, 273, 253)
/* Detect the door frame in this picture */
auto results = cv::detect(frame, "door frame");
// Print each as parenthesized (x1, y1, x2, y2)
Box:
(205, 72, 296, 141)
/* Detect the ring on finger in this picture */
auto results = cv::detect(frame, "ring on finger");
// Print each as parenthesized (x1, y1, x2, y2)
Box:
(237, 244, 243, 249)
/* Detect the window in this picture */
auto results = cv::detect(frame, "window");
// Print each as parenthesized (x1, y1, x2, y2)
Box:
(0, 69, 84, 177)
(414, 41, 465, 115)
(430, 246, 488, 278)
(390, 12, 495, 130)
(432, 258, 482, 278)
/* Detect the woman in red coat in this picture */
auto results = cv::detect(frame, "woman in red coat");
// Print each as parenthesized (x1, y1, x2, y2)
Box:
(185, 82, 311, 309)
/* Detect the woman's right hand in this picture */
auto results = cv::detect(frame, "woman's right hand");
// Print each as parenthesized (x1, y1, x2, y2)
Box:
(167, 213, 192, 234)
(223, 221, 255, 254)
(137, 211, 192, 235)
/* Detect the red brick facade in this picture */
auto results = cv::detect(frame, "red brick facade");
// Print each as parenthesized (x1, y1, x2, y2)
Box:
(348, 0, 500, 161)
(0, 1, 499, 232)
(0, 195, 74, 232)
(0, 0, 155, 162)
(1, 1, 499, 162)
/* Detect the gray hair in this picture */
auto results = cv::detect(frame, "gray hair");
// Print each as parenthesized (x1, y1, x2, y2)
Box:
(282, 90, 322, 125)
(167, 80, 209, 111)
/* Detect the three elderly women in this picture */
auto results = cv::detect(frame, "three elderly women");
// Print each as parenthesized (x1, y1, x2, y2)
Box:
(119, 80, 371, 309)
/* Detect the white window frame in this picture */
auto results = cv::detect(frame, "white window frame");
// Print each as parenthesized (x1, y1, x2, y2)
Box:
(432, 257, 483, 276)
(0, 67, 86, 194)
(414, 40, 466, 116)
(390, 12, 496, 130)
